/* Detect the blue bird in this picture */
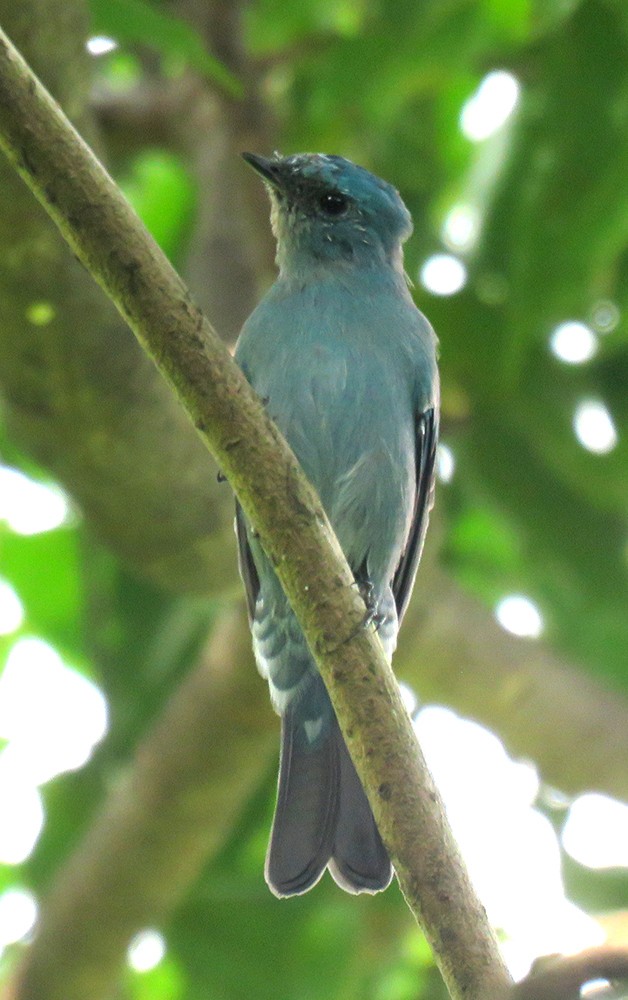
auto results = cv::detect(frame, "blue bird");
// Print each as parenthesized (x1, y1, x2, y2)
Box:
(235, 152, 439, 896)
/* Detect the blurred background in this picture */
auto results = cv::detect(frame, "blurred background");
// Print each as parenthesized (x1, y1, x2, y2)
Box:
(0, 1, 627, 998)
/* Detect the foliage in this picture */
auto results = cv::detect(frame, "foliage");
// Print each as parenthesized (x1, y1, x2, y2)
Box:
(89, 0, 242, 94)
(0, 0, 627, 998)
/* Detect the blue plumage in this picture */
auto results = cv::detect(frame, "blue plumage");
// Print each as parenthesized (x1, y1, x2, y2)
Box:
(235, 153, 439, 896)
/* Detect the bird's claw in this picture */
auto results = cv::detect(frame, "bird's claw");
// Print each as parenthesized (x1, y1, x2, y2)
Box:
(357, 579, 384, 632)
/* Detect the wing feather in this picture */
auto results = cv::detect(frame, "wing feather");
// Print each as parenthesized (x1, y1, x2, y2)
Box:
(392, 407, 438, 622)
(235, 503, 259, 623)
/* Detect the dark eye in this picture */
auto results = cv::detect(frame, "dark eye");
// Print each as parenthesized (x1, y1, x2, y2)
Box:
(319, 193, 349, 216)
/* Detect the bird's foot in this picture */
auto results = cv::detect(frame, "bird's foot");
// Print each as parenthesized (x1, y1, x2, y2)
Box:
(357, 579, 385, 632)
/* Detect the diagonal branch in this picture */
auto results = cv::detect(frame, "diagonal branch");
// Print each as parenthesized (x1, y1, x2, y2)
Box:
(0, 28, 511, 1000)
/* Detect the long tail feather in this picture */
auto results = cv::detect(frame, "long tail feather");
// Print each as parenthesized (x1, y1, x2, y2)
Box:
(265, 708, 340, 896)
(329, 727, 392, 893)
(266, 704, 392, 896)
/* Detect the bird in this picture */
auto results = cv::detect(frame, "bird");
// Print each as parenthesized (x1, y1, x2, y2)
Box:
(235, 152, 439, 897)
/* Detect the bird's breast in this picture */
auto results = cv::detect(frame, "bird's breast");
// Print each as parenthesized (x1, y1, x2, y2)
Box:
(261, 337, 416, 584)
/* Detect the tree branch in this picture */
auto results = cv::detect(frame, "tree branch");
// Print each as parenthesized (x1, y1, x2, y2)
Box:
(512, 948, 628, 1000)
(0, 28, 511, 1000)
(7, 605, 276, 1000)
(0, 0, 233, 594)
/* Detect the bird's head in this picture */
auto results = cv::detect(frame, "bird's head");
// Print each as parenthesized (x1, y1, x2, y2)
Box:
(243, 152, 413, 277)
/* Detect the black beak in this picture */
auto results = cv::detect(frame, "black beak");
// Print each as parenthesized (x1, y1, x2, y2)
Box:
(241, 152, 283, 189)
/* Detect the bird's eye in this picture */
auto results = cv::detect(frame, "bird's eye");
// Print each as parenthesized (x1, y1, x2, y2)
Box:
(319, 193, 349, 216)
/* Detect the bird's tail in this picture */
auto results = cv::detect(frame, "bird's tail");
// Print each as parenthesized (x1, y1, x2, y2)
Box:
(328, 725, 393, 894)
(265, 686, 392, 896)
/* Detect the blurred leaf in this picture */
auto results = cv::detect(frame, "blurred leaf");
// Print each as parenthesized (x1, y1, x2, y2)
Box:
(446, 502, 522, 600)
(97, 49, 144, 92)
(25, 759, 107, 891)
(172, 870, 414, 1000)
(119, 150, 196, 263)
(245, 0, 368, 52)
(88, 0, 242, 95)
(563, 852, 628, 913)
(126, 956, 185, 1000)
(530, 0, 583, 33)
(0, 526, 82, 655)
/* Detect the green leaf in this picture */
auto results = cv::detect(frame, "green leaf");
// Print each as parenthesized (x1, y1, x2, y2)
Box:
(0, 526, 82, 656)
(119, 150, 196, 263)
(88, 0, 243, 96)
(126, 955, 185, 1000)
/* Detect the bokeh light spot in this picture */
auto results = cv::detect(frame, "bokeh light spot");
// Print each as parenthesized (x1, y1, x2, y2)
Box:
(86, 36, 118, 56)
(0, 765, 44, 864)
(549, 321, 597, 364)
(398, 682, 418, 717)
(573, 400, 618, 454)
(563, 794, 628, 869)
(0, 888, 38, 946)
(495, 595, 544, 639)
(25, 302, 55, 326)
(0, 467, 70, 535)
(436, 443, 455, 484)
(460, 71, 520, 141)
(442, 204, 480, 251)
(128, 928, 167, 972)
(590, 300, 620, 334)
(0, 637, 109, 785)
(0, 580, 24, 636)
(419, 254, 467, 296)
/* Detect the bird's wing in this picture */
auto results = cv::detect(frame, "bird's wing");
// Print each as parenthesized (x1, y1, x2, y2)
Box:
(392, 406, 438, 623)
(237, 408, 437, 627)
(235, 503, 259, 624)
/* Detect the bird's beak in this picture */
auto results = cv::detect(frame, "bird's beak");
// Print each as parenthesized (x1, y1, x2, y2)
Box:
(241, 152, 283, 190)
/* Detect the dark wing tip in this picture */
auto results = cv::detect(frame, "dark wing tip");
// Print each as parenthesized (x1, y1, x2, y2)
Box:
(392, 406, 438, 623)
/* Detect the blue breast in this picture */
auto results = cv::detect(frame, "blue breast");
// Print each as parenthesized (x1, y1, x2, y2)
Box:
(236, 271, 435, 588)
